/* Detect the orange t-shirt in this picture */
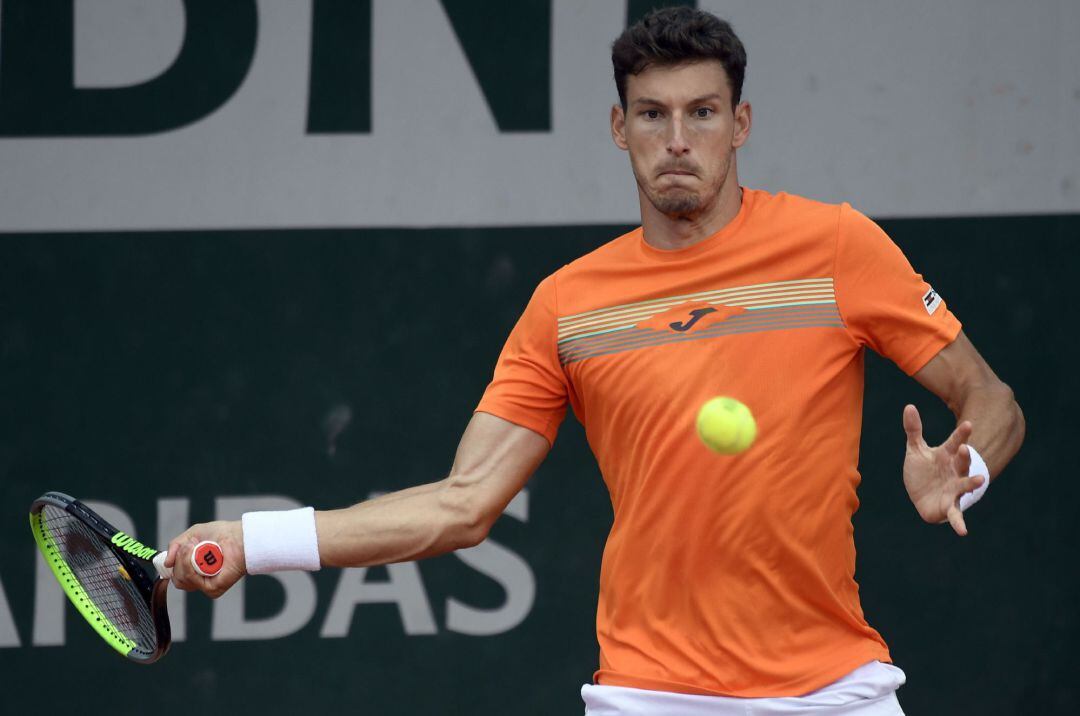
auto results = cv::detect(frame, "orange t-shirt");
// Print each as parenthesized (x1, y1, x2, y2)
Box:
(475, 188, 961, 697)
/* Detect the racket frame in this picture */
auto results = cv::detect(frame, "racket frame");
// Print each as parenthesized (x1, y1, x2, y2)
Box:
(30, 491, 171, 664)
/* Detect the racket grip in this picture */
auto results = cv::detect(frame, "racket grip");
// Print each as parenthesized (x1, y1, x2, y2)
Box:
(152, 541, 224, 580)
(152, 551, 172, 580)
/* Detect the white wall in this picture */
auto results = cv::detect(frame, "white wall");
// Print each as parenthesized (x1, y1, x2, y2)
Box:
(0, 0, 1077, 232)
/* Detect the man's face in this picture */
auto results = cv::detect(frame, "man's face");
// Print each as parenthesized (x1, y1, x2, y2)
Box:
(611, 61, 751, 220)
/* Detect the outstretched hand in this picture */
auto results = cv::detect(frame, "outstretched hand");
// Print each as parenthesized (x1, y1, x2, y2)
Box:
(902, 404, 987, 536)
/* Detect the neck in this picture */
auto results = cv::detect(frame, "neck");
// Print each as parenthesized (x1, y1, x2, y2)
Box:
(640, 164, 743, 251)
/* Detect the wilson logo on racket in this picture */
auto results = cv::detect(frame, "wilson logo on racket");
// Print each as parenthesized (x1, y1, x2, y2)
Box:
(29, 491, 225, 664)
(111, 531, 157, 560)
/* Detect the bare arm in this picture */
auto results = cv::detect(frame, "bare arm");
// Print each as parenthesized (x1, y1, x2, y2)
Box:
(910, 330, 1025, 480)
(901, 330, 1026, 535)
(166, 411, 550, 595)
(317, 412, 550, 567)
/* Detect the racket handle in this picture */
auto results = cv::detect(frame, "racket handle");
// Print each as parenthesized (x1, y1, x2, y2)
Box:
(152, 541, 224, 580)
(191, 541, 224, 576)
(152, 551, 172, 580)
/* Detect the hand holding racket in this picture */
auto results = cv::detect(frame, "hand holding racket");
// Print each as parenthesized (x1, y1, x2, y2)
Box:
(163, 519, 246, 597)
(29, 491, 236, 663)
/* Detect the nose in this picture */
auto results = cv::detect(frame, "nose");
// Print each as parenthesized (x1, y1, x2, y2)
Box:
(666, 114, 690, 156)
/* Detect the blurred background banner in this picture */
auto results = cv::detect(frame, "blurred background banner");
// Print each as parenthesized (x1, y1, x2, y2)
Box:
(0, 0, 1077, 231)
(0, 1, 1076, 715)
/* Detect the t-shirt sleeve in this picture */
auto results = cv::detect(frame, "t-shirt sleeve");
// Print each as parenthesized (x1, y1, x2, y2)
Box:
(834, 203, 962, 375)
(475, 274, 569, 446)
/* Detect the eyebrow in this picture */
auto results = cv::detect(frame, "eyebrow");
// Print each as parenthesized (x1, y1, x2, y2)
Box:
(631, 93, 725, 107)
(687, 93, 724, 105)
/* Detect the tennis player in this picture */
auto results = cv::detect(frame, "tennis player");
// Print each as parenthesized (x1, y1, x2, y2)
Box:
(167, 7, 1025, 714)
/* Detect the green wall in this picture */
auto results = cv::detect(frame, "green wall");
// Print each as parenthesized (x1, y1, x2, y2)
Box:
(0, 216, 1075, 714)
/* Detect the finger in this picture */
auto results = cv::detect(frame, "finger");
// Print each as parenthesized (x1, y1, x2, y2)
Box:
(171, 540, 197, 590)
(198, 574, 217, 598)
(902, 404, 926, 448)
(946, 503, 968, 537)
(957, 474, 985, 496)
(164, 537, 185, 568)
(941, 420, 973, 455)
(954, 442, 972, 477)
(162, 535, 190, 570)
(201, 572, 230, 600)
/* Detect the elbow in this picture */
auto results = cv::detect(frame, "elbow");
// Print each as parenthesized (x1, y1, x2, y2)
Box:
(453, 514, 490, 550)
(990, 380, 1027, 461)
(457, 525, 490, 550)
(996, 380, 1025, 439)
(1010, 387, 1026, 449)
(437, 475, 494, 550)
(974, 379, 1024, 425)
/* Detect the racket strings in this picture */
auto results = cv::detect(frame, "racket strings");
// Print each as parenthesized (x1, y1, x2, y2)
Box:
(41, 505, 159, 651)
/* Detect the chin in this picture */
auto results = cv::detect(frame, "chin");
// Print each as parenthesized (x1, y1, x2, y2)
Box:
(652, 189, 703, 217)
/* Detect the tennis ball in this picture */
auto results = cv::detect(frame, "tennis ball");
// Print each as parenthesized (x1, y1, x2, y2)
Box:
(696, 396, 756, 455)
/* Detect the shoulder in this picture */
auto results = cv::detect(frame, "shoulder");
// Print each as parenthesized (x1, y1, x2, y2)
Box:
(746, 189, 894, 248)
(546, 226, 642, 284)
(744, 187, 844, 228)
(519, 228, 639, 313)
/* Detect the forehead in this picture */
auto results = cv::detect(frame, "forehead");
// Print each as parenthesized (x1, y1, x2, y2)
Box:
(625, 60, 732, 105)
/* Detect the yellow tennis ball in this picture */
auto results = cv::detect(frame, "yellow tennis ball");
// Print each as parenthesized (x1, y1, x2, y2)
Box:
(696, 397, 756, 455)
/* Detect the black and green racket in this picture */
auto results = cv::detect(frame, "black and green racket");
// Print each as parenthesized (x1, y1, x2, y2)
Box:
(29, 491, 223, 664)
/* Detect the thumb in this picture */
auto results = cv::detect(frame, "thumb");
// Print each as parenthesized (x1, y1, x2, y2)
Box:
(164, 538, 183, 568)
(903, 404, 925, 448)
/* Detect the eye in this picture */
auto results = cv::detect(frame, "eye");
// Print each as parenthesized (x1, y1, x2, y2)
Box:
(694, 107, 714, 119)
(642, 109, 661, 120)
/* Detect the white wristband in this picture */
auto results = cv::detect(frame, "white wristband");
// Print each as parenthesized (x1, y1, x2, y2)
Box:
(241, 507, 321, 574)
(959, 445, 990, 512)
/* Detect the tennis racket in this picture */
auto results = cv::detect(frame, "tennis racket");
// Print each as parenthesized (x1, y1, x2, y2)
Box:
(29, 491, 224, 664)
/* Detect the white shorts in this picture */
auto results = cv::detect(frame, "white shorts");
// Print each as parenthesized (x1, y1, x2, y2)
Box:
(582, 661, 906, 715)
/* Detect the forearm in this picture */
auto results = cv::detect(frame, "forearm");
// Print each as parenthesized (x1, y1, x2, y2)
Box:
(955, 382, 1025, 480)
(307, 415, 549, 567)
(314, 476, 484, 568)
(168, 414, 548, 597)
(360, 479, 446, 506)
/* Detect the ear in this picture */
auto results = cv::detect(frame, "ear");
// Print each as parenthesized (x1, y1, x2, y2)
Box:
(732, 100, 752, 149)
(610, 104, 629, 151)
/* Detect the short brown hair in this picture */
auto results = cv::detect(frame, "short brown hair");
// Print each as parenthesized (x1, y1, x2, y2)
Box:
(612, 7, 747, 110)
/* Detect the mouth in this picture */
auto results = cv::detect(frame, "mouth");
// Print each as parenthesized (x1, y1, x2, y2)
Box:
(659, 170, 696, 177)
